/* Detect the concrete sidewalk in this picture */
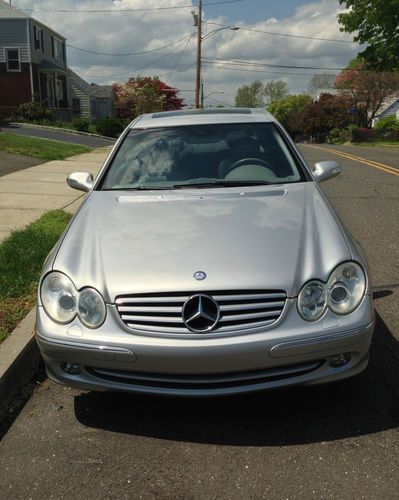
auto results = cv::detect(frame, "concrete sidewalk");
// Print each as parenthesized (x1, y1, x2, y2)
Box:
(0, 147, 112, 243)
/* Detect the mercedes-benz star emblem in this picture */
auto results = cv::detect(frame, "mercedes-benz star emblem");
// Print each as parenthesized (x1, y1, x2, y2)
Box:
(193, 271, 207, 281)
(182, 294, 220, 333)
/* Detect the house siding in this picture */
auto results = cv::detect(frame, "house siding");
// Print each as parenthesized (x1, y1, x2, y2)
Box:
(380, 101, 399, 120)
(69, 82, 91, 119)
(0, 8, 72, 119)
(372, 97, 399, 126)
(0, 19, 30, 62)
(28, 20, 67, 70)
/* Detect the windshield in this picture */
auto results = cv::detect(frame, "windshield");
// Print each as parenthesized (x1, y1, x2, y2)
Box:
(100, 123, 306, 190)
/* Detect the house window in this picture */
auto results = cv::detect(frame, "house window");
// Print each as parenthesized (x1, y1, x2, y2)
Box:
(72, 98, 81, 114)
(6, 48, 21, 72)
(34, 26, 43, 51)
(52, 37, 64, 61)
(91, 99, 97, 118)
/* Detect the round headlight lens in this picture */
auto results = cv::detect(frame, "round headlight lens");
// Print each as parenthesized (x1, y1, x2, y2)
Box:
(298, 280, 327, 321)
(41, 272, 77, 324)
(328, 262, 366, 314)
(78, 288, 106, 328)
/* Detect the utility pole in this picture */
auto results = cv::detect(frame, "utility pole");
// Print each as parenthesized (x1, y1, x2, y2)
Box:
(194, 0, 202, 109)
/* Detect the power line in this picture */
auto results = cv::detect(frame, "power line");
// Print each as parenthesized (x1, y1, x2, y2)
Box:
(135, 39, 192, 74)
(207, 21, 358, 44)
(167, 35, 194, 83)
(20, 0, 244, 13)
(203, 62, 339, 77)
(78, 37, 193, 76)
(202, 56, 356, 71)
(67, 33, 195, 56)
(109, 41, 194, 80)
(73, 48, 197, 84)
(206, 96, 234, 106)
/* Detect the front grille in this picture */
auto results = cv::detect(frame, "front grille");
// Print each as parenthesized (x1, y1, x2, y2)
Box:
(115, 289, 287, 334)
(87, 361, 322, 391)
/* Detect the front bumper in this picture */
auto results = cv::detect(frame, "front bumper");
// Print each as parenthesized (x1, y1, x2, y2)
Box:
(36, 296, 375, 397)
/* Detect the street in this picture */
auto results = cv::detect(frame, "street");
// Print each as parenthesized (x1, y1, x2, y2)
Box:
(0, 144, 398, 499)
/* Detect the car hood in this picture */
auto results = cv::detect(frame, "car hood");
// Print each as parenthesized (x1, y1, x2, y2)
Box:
(53, 184, 352, 302)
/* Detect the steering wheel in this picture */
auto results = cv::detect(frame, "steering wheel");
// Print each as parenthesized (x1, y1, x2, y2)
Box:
(227, 158, 271, 175)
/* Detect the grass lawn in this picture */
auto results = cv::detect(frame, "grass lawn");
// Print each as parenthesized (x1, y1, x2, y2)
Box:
(346, 141, 399, 148)
(0, 210, 72, 344)
(40, 121, 97, 134)
(0, 133, 91, 161)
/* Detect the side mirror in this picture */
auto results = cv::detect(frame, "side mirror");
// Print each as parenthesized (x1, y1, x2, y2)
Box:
(313, 161, 341, 183)
(67, 172, 94, 192)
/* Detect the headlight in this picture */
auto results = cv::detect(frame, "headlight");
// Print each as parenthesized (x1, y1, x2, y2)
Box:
(297, 280, 327, 321)
(41, 272, 77, 324)
(78, 288, 106, 328)
(40, 272, 106, 328)
(327, 262, 366, 314)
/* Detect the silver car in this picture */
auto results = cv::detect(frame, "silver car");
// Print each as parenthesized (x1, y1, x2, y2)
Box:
(36, 108, 374, 397)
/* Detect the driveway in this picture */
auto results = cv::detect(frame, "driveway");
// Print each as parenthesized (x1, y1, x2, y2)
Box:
(0, 143, 398, 499)
(0, 151, 42, 177)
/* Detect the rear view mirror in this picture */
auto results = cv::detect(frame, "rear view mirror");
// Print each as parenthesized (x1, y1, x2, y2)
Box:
(313, 161, 341, 183)
(67, 172, 94, 192)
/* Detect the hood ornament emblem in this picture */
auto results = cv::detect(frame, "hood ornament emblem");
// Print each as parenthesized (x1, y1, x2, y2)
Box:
(193, 271, 207, 281)
(182, 294, 220, 333)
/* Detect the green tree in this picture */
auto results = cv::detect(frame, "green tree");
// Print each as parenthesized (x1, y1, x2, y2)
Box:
(297, 93, 352, 141)
(374, 115, 399, 131)
(235, 81, 264, 107)
(112, 76, 184, 119)
(263, 80, 289, 105)
(268, 94, 312, 137)
(338, 0, 399, 70)
(334, 59, 399, 127)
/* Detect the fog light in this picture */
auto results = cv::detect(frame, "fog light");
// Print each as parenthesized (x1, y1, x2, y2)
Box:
(61, 362, 81, 375)
(328, 353, 351, 368)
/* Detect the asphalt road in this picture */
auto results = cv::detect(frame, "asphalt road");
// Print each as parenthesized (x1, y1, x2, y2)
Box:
(0, 144, 398, 499)
(1, 124, 115, 149)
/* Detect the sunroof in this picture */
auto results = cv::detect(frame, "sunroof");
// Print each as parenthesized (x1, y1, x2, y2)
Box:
(152, 109, 252, 118)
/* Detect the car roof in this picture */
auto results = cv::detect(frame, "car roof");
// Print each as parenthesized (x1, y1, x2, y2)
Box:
(131, 108, 275, 129)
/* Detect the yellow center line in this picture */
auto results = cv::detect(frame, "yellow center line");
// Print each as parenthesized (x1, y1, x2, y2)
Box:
(303, 144, 399, 178)
(317, 145, 399, 173)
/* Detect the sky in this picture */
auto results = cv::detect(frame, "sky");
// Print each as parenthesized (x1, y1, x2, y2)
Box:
(9, 0, 361, 106)
(205, 0, 309, 23)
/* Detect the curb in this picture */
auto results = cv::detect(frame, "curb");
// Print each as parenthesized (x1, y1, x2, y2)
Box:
(7, 122, 116, 142)
(0, 308, 40, 416)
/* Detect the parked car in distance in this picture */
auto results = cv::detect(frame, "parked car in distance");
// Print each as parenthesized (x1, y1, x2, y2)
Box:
(36, 108, 374, 397)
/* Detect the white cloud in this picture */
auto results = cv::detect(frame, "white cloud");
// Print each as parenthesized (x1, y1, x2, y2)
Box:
(13, 0, 361, 106)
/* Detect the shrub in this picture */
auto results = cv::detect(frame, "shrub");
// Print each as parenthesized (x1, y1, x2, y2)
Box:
(119, 118, 132, 129)
(328, 128, 341, 144)
(95, 117, 124, 138)
(72, 117, 90, 132)
(351, 127, 374, 142)
(17, 101, 52, 122)
(374, 115, 399, 131)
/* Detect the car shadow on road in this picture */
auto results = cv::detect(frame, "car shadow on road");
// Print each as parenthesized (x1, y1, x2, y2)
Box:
(74, 309, 399, 446)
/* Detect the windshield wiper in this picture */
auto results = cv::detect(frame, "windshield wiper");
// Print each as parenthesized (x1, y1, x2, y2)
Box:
(106, 180, 274, 191)
(115, 185, 173, 191)
(171, 180, 273, 189)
